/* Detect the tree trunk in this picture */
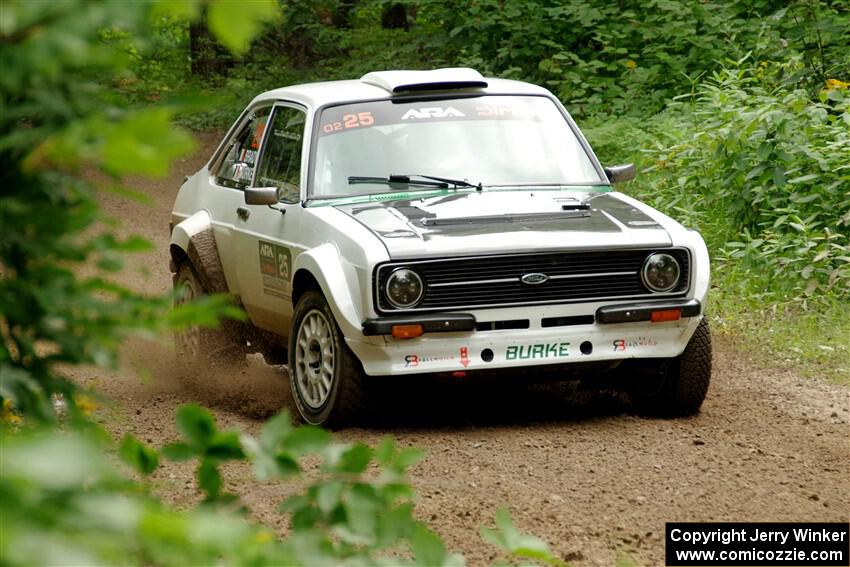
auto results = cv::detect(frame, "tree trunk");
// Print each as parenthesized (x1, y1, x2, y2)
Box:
(381, 3, 409, 31)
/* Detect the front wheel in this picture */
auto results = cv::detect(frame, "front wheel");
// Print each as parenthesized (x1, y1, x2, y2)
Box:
(631, 317, 712, 417)
(288, 290, 371, 427)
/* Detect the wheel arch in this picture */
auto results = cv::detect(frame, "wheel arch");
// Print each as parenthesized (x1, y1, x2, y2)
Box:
(292, 243, 364, 338)
(169, 210, 229, 294)
(292, 269, 321, 305)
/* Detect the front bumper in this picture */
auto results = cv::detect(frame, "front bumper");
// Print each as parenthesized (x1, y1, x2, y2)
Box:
(348, 300, 703, 376)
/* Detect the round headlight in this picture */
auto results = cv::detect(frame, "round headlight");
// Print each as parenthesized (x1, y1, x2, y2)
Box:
(385, 268, 424, 309)
(641, 252, 681, 292)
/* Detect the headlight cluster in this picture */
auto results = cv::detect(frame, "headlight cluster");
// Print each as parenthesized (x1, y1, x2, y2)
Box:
(385, 268, 423, 308)
(641, 252, 682, 292)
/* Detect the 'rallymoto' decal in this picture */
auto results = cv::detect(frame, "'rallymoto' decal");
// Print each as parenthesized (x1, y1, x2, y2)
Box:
(404, 354, 455, 368)
(613, 337, 659, 351)
(506, 342, 570, 360)
(259, 240, 291, 299)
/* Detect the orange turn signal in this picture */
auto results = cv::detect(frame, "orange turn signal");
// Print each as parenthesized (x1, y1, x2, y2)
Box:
(650, 308, 682, 322)
(391, 324, 424, 339)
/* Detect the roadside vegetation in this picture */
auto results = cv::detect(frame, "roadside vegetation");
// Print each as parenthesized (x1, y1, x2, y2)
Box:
(1, 1, 847, 566)
(131, 0, 849, 381)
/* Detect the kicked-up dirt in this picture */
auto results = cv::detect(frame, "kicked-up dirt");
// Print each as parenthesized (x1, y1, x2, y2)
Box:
(73, 132, 849, 566)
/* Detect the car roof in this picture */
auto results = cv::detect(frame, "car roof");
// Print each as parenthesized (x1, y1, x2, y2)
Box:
(249, 68, 553, 109)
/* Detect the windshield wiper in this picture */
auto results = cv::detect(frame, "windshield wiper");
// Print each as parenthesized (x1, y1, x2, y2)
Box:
(408, 174, 480, 188)
(348, 175, 446, 188)
(348, 174, 481, 190)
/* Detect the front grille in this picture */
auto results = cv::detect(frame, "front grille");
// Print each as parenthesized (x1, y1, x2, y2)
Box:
(375, 248, 690, 312)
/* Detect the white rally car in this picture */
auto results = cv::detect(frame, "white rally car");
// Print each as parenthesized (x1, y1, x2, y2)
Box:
(170, 68, 711, 426)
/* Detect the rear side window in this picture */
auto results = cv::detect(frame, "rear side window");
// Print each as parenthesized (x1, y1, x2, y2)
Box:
(255, 106, 306, 203)
(214, 106, 271, 189)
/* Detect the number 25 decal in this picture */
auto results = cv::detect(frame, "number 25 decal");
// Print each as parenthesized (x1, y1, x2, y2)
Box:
(323, 112, 374, 133)
(343, 112, 374, 127)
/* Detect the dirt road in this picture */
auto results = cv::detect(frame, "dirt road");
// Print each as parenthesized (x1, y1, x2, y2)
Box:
(76, 133, 849, 566)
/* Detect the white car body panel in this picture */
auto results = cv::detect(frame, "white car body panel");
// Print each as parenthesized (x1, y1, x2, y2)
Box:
(170, 68, 711, 381)
(348, 315, 701, 376)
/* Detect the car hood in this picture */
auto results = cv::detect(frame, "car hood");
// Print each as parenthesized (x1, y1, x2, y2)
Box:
(333, 189, 672, 259)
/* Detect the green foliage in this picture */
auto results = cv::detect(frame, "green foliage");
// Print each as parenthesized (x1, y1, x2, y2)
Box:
(1, 2, 570, 566)
(582, 58, 849, 379)
(708, 289, 849, 384)
(1, 428, 286, 566)
(1, 409, 565, 566)
(639, 62, 849, 299)
(482, 508, 567, 566)
(207, 0, 280, 54)
(170, 0, 848, 121)
(0, 1, 254, 424)
(167, 404, 246, 501)
(3, 1, 848, 565)
(120, 434, 160, 475)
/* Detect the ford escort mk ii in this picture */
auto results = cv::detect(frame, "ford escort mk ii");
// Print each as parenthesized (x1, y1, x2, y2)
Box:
(169, 68, 712, 426)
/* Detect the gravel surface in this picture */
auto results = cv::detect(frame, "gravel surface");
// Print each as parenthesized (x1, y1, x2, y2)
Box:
(74, 133, 849, 566)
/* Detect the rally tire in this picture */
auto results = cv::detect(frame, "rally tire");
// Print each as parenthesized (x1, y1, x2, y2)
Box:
(632, 318, 712, 417)
(173, 262, 245, 371)
(288, 289, 371, 428)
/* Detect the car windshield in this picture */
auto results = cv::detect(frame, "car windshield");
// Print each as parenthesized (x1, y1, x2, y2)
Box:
(310, 95, 603, 199)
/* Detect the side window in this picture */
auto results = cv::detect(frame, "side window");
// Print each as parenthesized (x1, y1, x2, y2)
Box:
(255, 106, 306, 203)
(215, 106, 271, 189)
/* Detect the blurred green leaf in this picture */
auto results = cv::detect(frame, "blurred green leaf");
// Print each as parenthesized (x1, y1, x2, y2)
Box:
(316, 481, 343, 514)
(175, 404, 216, 448)
(198, 459, 222, 500)
(282, 425, 331, 457)
(207, 0, 278, 54)
(2, 431, 114, 489)
(101, 108, 196, 176)
(411, 525, 447, 566)
(259, 411, 292, 449)
(333, 443, 372, 474)
(483, 508, 562, 564)
(375, 437, 395, 465)
(119, 434, 159, 475)
(207, 431, 245, 461)
(394, 446, 426, 471)
(162, 441, 196, 461)
(151, 0, 200, 20)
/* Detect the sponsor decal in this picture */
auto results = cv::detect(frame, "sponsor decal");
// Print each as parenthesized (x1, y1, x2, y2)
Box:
(505, 342, 570, 360)
(475, 104, 540, 119)
(258, 240, 291, 299)
(238, 148, 258, 166)
(613, 336, 659, 351)
(250, 122, 266, 149)
(321, 111, 374, 134)
(317, 99, 549, 138)
(404, 354, 456, 368)
(459, 347, 470, 368)
(401, 106, 465, 120)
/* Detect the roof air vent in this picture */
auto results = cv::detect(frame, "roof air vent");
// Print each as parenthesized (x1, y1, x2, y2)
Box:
(360, 68, 488, 94)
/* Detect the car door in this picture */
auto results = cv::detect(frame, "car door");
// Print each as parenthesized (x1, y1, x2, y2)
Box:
(205, 104, 273, 296)
(231, 103, 308, 337)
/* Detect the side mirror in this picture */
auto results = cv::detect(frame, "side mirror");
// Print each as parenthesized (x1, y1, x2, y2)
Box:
(244, 186, 279, 206)
(603, 163, 636, 184)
